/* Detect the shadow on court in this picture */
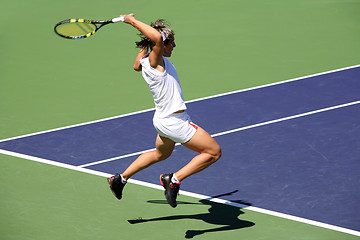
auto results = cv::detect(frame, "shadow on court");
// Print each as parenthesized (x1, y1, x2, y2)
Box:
(128, 191, 255, 238)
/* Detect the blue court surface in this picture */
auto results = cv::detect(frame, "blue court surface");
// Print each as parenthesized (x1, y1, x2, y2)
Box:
(1, 66, 359, 233)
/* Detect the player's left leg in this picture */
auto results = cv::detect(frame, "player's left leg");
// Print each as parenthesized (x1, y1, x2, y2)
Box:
(176, 126, 221, 181)
(160, 127, 221, 207)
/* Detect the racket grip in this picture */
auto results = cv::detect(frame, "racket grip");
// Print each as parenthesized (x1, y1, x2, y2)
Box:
(112, 16, 125, 23)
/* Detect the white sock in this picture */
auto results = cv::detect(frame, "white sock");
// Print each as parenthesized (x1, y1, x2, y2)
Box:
(171, 174, 180, 184)
(120, 174, 127, 184)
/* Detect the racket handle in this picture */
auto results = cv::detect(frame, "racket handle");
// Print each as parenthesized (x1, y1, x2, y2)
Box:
(112, 16, 125, 23)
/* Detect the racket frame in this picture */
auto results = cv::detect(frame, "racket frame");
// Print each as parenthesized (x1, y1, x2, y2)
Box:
(54, 17, 124, 39)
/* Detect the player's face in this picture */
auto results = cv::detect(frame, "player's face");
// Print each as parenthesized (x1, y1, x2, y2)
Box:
(163, 36, 176, 57)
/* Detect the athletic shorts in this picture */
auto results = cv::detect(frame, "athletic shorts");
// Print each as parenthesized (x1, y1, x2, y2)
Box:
(153, 111, 198, 143)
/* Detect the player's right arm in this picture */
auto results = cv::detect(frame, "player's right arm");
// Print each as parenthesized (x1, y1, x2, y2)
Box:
(120, 14, 164, 71)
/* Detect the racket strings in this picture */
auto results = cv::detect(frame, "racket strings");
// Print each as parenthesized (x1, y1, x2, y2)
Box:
(55, 21, 97, 38)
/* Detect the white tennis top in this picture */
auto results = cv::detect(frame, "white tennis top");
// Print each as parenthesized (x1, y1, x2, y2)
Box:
(140, 54, 187, 118)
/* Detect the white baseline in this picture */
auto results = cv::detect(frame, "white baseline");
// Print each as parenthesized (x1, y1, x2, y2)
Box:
(0, 148, 359, 236)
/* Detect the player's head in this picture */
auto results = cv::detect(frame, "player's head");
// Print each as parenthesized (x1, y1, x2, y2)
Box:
(151, 19, 174, 42)
(163, 34, 176, 57)
(153, 19, 176, 57)
(135, 19, 175, 54)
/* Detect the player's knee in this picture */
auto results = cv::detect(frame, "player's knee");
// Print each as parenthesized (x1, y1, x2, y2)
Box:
(209, 146, 221, 164)
(155, 151, 172, 162)
(213, 147, 222, 162)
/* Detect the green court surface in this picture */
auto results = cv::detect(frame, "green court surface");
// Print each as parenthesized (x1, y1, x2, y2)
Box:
(1, 0, 360, 239)
(1, 154, 358, 240)
(1, 0, 359, 139)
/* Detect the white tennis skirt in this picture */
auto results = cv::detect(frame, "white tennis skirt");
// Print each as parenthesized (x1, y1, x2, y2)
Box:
(153, 111, 198, 143)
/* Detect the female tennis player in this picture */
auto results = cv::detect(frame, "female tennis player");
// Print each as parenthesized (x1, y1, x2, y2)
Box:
(108, 14, 221, 208)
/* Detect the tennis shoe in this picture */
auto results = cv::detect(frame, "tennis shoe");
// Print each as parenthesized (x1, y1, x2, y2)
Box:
(160, 173, 180, 208)
(107, 174, 126, 200)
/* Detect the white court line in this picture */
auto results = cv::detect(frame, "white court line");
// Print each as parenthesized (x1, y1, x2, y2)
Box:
(0, 108, 154, 143)
(0, 148, 359, 236)
(1, 64, 359, 144)
(79, 100, 360, 168)
(211, 100, 360, 138)
(186, 64, 360, 104)
(79, 148, 157, 168)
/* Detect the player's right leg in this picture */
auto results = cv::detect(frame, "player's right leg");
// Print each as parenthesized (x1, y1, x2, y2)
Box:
(108, 134, 175, 200)
(122, 134, 175, 180)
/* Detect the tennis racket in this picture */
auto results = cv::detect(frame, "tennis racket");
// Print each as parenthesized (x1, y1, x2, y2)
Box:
(54, 16, 125, 39)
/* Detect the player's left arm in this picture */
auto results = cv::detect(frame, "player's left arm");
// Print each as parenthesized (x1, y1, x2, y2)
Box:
(133, 47, 148, 72)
